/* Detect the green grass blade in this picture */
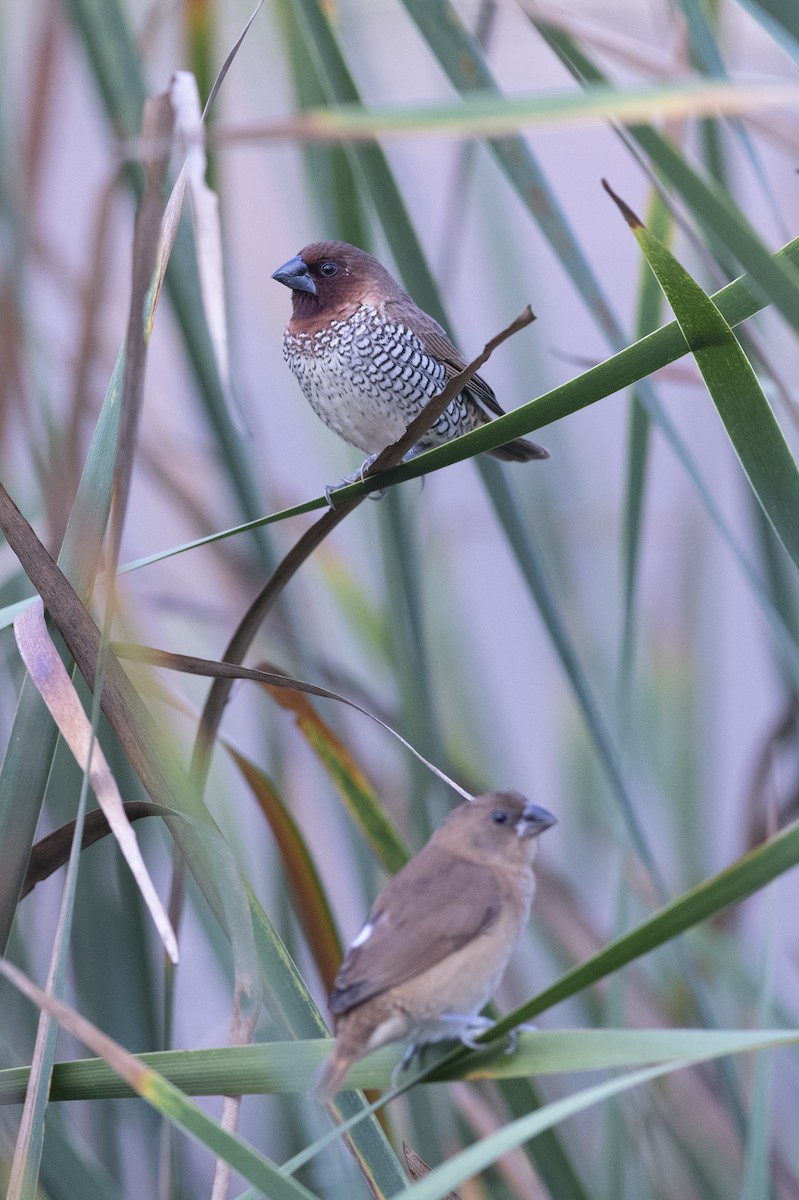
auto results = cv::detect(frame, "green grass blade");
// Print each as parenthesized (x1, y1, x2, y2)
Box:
(285, 0, 447, 322)
(620, 189, 673, 687)
(606, 182, 799, 575)
(0, 962, 319, 1200)
(3, 1028, 796, 1101)
(478, 459, 662, 881)
(401, 0, 621, 345)
(389, 1036, 798, 1200)
(736, 0, 799, 58)
(496, 816, 799, 1030)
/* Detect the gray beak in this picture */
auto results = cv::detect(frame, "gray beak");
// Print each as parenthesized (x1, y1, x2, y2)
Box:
(517, 803, 557, 838)
(271, 254, 317, 295)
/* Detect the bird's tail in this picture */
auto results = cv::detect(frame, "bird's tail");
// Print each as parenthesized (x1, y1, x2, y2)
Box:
(310, 1042, 358, 1102)
(489, 436, 550, 462)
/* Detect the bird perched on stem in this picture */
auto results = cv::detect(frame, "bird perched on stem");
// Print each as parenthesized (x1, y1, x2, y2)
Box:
(312, 791, 556, 1100)
(272, 242, 549, 477)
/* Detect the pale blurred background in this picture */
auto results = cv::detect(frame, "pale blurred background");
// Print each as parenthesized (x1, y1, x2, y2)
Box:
(2, 1, 799, 1197)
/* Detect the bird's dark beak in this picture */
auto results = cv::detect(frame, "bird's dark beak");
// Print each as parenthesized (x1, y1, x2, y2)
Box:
(516, 803, 557, 838)
(272, 255, 317, 295)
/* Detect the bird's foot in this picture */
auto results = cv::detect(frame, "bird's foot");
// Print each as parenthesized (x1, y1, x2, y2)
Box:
(456, 1016, 496, 1051)
(431, 1012, 495, 1051)
(324, 455, 385, 507)
(437, 1013, 536, 1054)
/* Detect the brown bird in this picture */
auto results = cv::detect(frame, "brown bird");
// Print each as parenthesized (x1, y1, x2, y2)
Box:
(312, 791, 556, 1100)
(272, 241, 549, 473)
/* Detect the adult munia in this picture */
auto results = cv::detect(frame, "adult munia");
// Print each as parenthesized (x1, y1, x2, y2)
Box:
(312, 791, 556, 1100)
(272, 241, 549, 470)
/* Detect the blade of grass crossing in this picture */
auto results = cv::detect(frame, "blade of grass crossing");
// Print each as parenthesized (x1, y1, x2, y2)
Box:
(394, 1054, 774, 1200)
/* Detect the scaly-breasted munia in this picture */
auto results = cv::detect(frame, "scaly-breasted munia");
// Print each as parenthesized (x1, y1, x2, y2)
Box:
(272, 242, 549, 470)
(313, 791, 556, 1100)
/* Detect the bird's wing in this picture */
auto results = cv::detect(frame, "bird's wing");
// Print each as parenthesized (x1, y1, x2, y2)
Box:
(329, 849, 503, 1015)
(383, 299, 507, 418)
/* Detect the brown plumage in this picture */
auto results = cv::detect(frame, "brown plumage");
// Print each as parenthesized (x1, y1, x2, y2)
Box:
(312, 791, 556, 1100)
(272, 241, 549, 467)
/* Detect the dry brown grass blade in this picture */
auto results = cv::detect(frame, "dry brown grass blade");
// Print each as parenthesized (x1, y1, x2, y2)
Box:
(114, 642, 470, 800)
(402, 1141, 463, 1198)
(0, 482, 240, 935)
(109, 89, 174, 574)
(227, 746, 344, 994)
(21, 802, 168, 898)
(14, 602, 178, 961)
(190, 306, 536, 783)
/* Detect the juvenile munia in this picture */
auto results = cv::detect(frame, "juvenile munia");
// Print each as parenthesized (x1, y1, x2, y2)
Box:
(272, 242, 549, 470)
(313, 791, 556, 1100)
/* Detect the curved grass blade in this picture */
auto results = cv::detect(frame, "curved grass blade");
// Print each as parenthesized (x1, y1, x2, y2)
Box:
(14, 605, 177, 962)
(115, 643, 469, 820)
(21, 802, 175, 898)
(191, 308, 534, 779)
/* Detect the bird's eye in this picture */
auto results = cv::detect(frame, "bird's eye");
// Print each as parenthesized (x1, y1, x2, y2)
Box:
(320, 261, 339, 277)
(491, 810, 509, 825)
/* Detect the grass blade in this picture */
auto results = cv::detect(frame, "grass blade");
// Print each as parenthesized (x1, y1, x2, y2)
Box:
(604, 180, 799, 575)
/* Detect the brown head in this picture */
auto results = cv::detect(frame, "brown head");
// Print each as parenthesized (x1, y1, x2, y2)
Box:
(433, 791, 557, 869)
(271, 241, 407, 327)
